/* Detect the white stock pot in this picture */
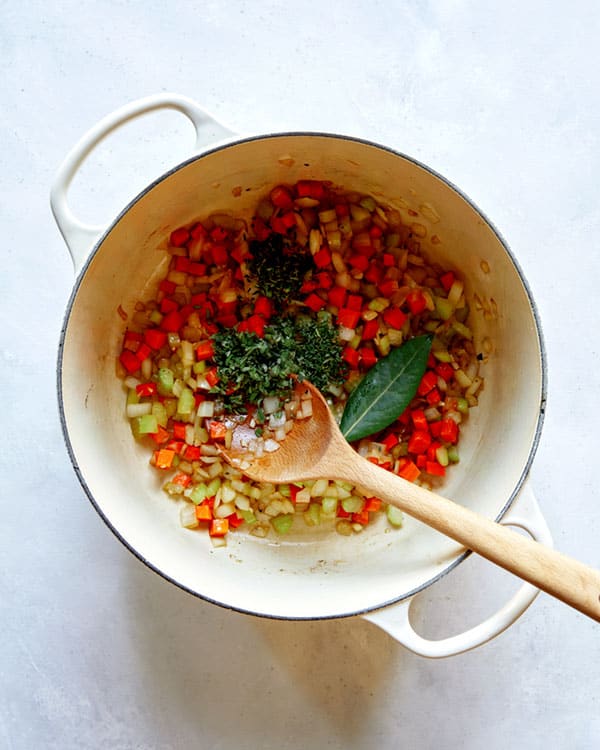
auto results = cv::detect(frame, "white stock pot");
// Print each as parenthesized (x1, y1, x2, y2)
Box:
(52, 94, 552, 658)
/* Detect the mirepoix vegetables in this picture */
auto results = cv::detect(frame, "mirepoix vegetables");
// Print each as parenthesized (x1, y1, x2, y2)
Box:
(117, 178, 485, 547)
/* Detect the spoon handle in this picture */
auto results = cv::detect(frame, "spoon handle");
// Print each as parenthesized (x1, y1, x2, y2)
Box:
(349, 458, 600, 622)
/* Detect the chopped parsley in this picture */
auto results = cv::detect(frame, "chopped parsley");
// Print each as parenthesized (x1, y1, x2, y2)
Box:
(211, 316, 346, 412)
(246, 233, 314, 307)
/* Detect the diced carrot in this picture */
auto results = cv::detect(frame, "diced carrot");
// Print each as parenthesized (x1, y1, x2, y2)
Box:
(209, 518, 229, 537)
(364, 497, 382, 512)
(195, 504, 213, 522)
(172, 472, 192, 487)
(149, 426, 170, 445)
(155, 449, 175, 469)
(209, 421, 228, 441)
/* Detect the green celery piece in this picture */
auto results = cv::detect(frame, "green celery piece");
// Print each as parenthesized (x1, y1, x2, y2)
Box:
(239, 509, 256, 525)
(127, 388, 140, 406)
(152, 401, 168, 428)
(206, 478, 221, 497)
(341, 495, 365, 514)
(386, 505, 404, 528)
(304, 503, 321, 526)
(190, 484, 209, 504)
(137, 414, 158, 435)
(157, 367, 174, 396)
(177, 387, 195, 415)
(447, 445, 460, 464)
(271, 513, 294, 535)
(321, 497, 338, 517)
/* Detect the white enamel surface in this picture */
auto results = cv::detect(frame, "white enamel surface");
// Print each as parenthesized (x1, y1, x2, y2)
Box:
(60, 134, 543, 619)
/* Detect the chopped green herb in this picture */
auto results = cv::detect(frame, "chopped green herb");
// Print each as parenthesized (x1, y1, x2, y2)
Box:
(247, 233, 314, 307)
(212, 316, 346, 411)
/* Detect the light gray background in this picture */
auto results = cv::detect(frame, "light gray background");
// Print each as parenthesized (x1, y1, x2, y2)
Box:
(2, 1, 599, 748)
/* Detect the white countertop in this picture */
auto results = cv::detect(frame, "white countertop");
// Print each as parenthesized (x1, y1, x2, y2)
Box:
(2, 2, 599, 748)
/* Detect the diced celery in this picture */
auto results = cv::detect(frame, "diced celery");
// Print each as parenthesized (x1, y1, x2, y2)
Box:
(206, 477, 221, 497)
(457, 397, 470, 415)
(152, 401, 168, 428)
(455, 303, 470, 323)
(359, 196, 376, 212)
(434, 296, 454, 321)
(321, 497, 338, 518)
(342, 495, 365, 513)
(127, 388, 140, 406)
(136, 414, 158, 435)
(435, 445, 449, 467)
(239, 509, 256, 525)
(432, 348, 453, 363)
(149, 310, 163, 326)
(164, 398, 178, 418)
(271, 513, 294, 535)
(447, 446, 460, 464)
(368, 297, 390, 313)
(193, 361, 207, 375)
(304, 503, 321, 526)
(278, 485, 291, 498)
(376, 334, 391, 357)
(452, 321, 472, 340)
(177, 387, 195, 415)
(190, 483, 209, 504)
(157, 367, 174, 395)
(386, 505, 404, 528)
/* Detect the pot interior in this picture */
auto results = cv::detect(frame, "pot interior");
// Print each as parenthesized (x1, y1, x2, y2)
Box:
(59, 134, 544, 618)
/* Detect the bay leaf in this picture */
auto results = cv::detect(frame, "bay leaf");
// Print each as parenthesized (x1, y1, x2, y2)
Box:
(339, 334, 433, 442)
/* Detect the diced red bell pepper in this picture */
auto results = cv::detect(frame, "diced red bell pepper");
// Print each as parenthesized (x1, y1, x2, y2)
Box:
(382, 253, 396, 267)
(334, 203, 349, 217)
(426, 388, 442, 406)
(315, 272, 333, 289)
(241, 314, 266, 337)
(119, 349, 140, 373)
(184, 445, 202, 460)
(149, 425, 170, 445)
(136, 382, 157, 397)
(172, 422, 187, 440)
(440, 417, 459, 444)
(144, 328, 167, 350)
(172, 472, 192, 488)
(408, 430, 432, 454)
(289, 484, 303, 503)
(328, 286, 347, 309)
(159, 279, 176, 295)
(174, 256, 190, 273)
(429, 421, 443, 438)
(296, 180, 326, 200)
(205, 368, 220, 387)
(211, 244, 229, 266)
(304, 293, 326, 312)
(382, 433, 399, 452)
(210, 226, 229, 242)
(227, 512, 245, 529)
(361, 319, 379, 340)
(122, 330, 143, 352)
(270, 185, 294, 210)
(188, 262, 208, 277)
(160, 310, 184, 333)
(190, 222, 207, 240)
(337, 307, 361, 329)
(346, 294, 363, 311)
(411, 408, 429, 432)
(377, 279, 399, 297)
(170, 227, 190, 247)
(342, 346, 360, 369)
(254, 296, 273, 318)
(160, 297, 179, 314)
(440, 271, 455, 292)
(359, 347, 377, 368)
(418, 370, 438, 396)
(196, 341, 215, 361)
(436, 362, 455, 382)
(406, 289, 427, 315)
(136, 343, 152, 362)
(383, 306, 407, 330)
(426, 461, 446, 477)
(313, 247, 331, 269)
(347, 254, 369, 272)
(364, 264, 384, 284)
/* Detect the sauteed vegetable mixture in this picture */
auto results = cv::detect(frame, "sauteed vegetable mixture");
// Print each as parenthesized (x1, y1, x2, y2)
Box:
(117, 179, 484, 546)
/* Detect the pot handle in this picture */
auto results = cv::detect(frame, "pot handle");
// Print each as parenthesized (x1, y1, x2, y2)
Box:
(362, 481, 553, 658)
(50, 93, 234, 273)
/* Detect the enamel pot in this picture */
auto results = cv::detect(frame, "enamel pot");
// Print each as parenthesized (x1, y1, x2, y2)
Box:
(53, 94, 552, 657)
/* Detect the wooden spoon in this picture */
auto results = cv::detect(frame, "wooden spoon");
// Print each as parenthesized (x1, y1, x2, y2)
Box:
(223, 381, 600, 622)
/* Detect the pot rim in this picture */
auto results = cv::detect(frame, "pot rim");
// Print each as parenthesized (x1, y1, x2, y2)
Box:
(56, 130, 548, 620)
